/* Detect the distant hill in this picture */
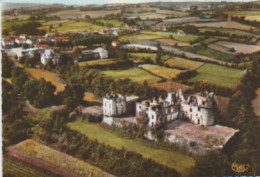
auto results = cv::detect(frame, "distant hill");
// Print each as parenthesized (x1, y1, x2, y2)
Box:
(2, 2, 65, 11)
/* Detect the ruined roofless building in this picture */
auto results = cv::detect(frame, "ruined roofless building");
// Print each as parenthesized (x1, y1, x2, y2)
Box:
(179, 90, 215, 126)
(136, 90, 216, 128)
(136, 92, 180, 128)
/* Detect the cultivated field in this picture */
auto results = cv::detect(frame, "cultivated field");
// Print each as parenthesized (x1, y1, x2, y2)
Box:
(97, 19, 127, 27)
(47, 9, 121, 19)
(102, 67, 162, 84)
(3, 155, 58, 177)
(68, 119, 195, 175)
(55, 21, 104, 32)
(164, 57, 204, 70)
(155, 38, 190, 47)
(158, 17, 219, 26)
(192, 21, 256, 31)
(141, 31, 199, 42)
(199, 27, 259, 37)
(7, 139, 114, 177)
(152, 81, 191, 92)
(188, 63, 244, 88)
(139, 64, 183, 79)
(181, 46, 234, 62)
(226, 11, 260, 21)
(128, 53, 170, 63)
(25, 68, 66, 92)
(211, 41, 260, 54)
(78, 59, 119, 67)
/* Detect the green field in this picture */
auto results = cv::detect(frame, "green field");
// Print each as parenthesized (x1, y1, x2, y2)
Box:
(78, 59, 118, 67)
(97, 19, 127, 27)
(189, 63, 244, 88)
(199, 28, 260, 37)
(68, 119, 195, 175)
(164, 57, 204, 70)
(102, 67, 162, 84)
(141, 31, 200, 42)
(54, 21, 104, 32)
(3, 155, 58, 177)
(181, 46, 234, 62)
(128, 53, 170, 63)
(139, 64, 183, 79)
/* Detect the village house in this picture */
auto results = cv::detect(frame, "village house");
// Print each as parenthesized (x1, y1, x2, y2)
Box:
(93, 47, 108, 59)
(1, 38, 15, 47)
(40, 48, 56, 65)
(112, 41, 120, 47)
(50, 36, 69, 43)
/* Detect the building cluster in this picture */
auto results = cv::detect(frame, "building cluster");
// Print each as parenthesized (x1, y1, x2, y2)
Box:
(102, 91, 239, 154)
(103, 90, 215, 127)
(2, 33, 109, 66)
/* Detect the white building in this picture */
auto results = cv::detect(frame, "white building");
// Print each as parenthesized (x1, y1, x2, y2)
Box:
(41, 49, 54, 65)
(103, 93, 138, 125)
(180, 91, 215, 126)
(136, 93, 180, 128)
(93, 47, 108, 59)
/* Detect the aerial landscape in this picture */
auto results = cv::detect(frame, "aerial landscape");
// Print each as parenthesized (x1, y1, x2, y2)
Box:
(1, 0, 260, 176)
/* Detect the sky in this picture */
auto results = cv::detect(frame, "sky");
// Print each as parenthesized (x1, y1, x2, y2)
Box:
(2, 0, 257, 5)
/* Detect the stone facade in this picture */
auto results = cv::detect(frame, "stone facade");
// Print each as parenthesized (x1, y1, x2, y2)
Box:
(136, 90, 215, 127)
(103, 93, 138, 125)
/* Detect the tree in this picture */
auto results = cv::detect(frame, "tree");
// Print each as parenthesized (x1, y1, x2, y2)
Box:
(60, 84, 84, 111)
(156, 52, 162, 65)
(2, 52, 14, 78)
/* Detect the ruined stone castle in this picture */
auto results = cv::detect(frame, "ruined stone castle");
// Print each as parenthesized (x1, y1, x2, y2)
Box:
(103, 90, 215, 127)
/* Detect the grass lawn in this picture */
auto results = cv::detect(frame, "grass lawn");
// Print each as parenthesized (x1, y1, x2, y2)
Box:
(189, 63, 244, 88)
(25, 68, 66, 92)
(78, 59, 118, 67)
(181, 46, 234, 62)
(68, 119, 195, 175)
(102, 67, 162, 84)
(139, 64, 183, 79)
(164, 57, 204, 70)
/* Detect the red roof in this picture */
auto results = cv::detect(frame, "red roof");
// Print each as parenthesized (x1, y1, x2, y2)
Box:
(36, 44, 49, 49)
(38, 36, 45, 39)
(3, 39, 14, 42)
(112, 41, 120, 45)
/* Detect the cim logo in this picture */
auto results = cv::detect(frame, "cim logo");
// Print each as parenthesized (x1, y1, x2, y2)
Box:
(231, 162, 250, 173)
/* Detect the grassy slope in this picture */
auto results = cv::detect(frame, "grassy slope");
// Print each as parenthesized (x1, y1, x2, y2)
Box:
(102, 67, 162, 84)
(189, 63, 244, 88)
(199, 27, 259, 37)
(25, 68, 66, 92)
(68, 119, 195, 175)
